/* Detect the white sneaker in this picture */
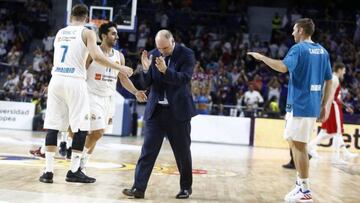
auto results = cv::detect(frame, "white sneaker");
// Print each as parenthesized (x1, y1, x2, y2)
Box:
(343, 152, 358, 160)
(308, 149, 321, 159)
(288, 189, 313, 203)
(284, 183, 301, 201)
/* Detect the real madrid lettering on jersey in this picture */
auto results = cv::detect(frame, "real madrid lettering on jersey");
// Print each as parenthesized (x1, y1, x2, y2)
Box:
(54, 67, 75, 73)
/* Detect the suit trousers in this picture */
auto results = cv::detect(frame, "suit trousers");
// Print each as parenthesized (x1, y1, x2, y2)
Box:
(134, 104, 193, 191)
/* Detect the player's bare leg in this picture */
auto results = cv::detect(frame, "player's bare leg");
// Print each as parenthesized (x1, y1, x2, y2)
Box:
(80, 129, 104, 171)
(284, 140, 313, 202)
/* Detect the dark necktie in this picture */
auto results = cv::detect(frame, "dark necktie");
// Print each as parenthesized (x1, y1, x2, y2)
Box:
(159, 56, 170, 101)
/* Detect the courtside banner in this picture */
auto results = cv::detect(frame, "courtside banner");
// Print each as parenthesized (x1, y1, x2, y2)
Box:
(0, 101, 35, 130)
(191, 115, 251, 145)
(254, 118, 360, 152)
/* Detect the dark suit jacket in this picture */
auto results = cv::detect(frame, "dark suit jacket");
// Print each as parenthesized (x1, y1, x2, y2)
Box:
(140, 44, 197, 121)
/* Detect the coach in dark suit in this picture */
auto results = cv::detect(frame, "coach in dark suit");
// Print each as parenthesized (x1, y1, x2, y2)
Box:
(123, 30, 197, 199)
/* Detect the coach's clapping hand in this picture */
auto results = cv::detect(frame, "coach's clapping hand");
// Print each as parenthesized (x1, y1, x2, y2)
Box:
(120, 66, 133, 77)
(141, 50, 151, 72)
(135, 90, 147, 102)
(155, 56, 167, 73)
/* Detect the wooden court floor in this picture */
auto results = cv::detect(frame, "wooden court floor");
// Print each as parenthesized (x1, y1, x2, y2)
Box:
(0, 129, 359, 203)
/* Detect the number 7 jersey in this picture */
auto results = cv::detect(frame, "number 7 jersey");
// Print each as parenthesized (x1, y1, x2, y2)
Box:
(52, 25, 89, 79)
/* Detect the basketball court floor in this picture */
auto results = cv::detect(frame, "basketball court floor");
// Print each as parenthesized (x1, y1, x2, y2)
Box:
(0, 129, 359, 203)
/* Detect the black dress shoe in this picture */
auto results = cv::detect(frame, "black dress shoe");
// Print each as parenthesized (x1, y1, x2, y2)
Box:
(122, 187, 145, 199)
(175, 188, 192, 199)
(282, 161, 295, 169)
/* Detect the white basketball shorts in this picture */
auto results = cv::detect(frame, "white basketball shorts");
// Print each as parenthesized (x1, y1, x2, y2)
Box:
(283, 111, 317, 143)
(89, 92, 115, 131)
(44, 75, 90, 132)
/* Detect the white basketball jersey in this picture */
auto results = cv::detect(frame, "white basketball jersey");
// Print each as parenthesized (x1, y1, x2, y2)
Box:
(87, 47, 121, 97)
(52, 25, 89, 79)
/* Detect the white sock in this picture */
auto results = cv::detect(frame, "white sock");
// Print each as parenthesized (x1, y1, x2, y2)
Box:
(70, 152, 82, 173)
(337, 134, 352, 154)
(296, 173, 301, 185)
(80, 147, 91, 169)
(67, 136, 73, 149)
(332, 134, 342, 159)
(300, 178, 310, 191)
(80, 153, 91, 170)
(309, 130, 331, 150)
(40, 143, 46, 154)
(60, 132, 67, 142)
(45, 152, 55, 172)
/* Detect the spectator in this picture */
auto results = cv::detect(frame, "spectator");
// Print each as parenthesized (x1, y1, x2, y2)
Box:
(243, 83, 264, 117)
(32, 49, 45, 72)
(7, 46, 22, 66)
(195, 87, 212, 115)
(42, 32, 55, 52)
(160, 12, 169, 28)
(266, 96, 280, 118)
(267, 77, 281, 103)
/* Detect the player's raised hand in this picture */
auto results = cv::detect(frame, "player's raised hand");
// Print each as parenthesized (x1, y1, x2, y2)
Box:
(247, 52, 264, 61)
(141, 50, 151, 71)
(120, 65, 133, 77)
(135, 90, 147, 102)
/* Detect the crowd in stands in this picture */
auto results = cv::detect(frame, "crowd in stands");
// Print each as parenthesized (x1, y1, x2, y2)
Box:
(1, 0, 359, 120)
(126, 1, 360, 117)
(0, 0, 52, 114)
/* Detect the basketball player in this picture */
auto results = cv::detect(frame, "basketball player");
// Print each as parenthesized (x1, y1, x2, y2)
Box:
(39, 4, 133, 184)
(29, 131, 71, 159)
(79, 21, 147, 173)
(248, 18, 333, 202)
(308, 62, 358, 163)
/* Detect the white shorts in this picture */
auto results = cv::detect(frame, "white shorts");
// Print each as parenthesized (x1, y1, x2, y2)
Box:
(89, 92, 115, 131)
(283, 111, 316, 143)
(44, 76, 90, 132)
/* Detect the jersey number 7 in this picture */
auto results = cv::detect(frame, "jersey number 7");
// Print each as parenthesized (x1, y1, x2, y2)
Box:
(60, 45, 68, 63)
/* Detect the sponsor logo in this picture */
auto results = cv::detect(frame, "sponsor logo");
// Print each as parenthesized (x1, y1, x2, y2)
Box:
(91, 114, 97, 121)
(310, 84, 321, 91)
(61, 30, 77, 35)
(95, 73, 102, 80)
(319, 128, 360, 150)
(255, 118, 360, 152)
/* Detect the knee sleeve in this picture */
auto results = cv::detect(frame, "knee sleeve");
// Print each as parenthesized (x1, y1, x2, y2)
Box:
(45, 129, 59, 146)
(72, 130, 88, 151)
